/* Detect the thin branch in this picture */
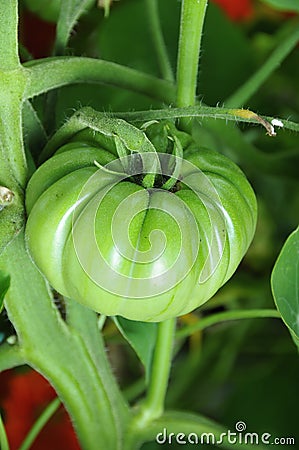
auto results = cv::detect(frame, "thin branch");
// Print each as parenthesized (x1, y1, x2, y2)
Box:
(176, 309, 281, 339)
(24, 57, 176, 104)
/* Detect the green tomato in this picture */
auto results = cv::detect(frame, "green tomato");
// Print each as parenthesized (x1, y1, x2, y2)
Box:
(25, 125, 257, 322)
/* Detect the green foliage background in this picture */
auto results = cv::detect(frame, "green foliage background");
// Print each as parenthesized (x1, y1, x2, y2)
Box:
(1, 0, 298, 448)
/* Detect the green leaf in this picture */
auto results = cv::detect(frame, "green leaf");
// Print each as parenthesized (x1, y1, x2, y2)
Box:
(55, 0, 95, 54)
(271, 227, 299, 346)
(0, 269, 10, 313)
(114, 317, 157, 382)
(259, 0, 299, 13)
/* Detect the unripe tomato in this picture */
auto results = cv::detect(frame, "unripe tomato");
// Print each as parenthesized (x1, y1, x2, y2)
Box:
(25, 121, 257, 322)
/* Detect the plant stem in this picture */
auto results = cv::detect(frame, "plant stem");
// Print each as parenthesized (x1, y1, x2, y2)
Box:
(24, 57, 176, 104)
(19, 398, 61, 450)
(176, 309, 281, 339)
(0, 0, 20, 70)
(115, 105, 278, 132)
(123, 319, 176, 449)
(0, 232, 128, 450)
(123, 377, 146, 403)
(0, 0, 28, 189)
(138, 318, 176, 424)
(0, 343, 25, 371)
(145, 0, 174, 82)
(0, 79, 28, 188)
(65, 298, 129, 423)
(176, 0, 207, 111)
(226, 19, 299, 107)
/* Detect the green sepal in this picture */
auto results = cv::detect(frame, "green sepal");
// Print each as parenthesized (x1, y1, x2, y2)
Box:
(114, 316, 157, 383)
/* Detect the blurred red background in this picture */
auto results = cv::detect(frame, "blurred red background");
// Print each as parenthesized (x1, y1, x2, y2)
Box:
(0, 369, 80, 450)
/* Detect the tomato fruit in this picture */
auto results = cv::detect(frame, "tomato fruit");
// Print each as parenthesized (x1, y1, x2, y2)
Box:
(25, 120, 257, 322)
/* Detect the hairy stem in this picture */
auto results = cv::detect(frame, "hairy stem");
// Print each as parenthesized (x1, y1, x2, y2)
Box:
(124, 319, 176, 449)
(0, 232, 128, 450)
(145, 0, 174, 81)
(0, 0, 28, 189)
(0, 79, 28, 188)
(177, 309, 281, 339)
(140, 318, 176, 422)
(176, 0, 208, 110)
(24, 57, 175, 104)
(0, 0, 20, 70)
(226, 19, 299, 107)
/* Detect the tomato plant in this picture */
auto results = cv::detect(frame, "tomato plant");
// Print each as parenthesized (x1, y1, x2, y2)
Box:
(0, 1, 299, 449)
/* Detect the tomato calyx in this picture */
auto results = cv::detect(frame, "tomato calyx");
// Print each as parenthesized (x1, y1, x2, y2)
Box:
(123, 120, 188, 191)
(89, 120, 189, 192)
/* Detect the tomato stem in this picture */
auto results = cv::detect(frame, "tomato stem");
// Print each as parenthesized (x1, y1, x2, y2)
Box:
(24, 57, 176, 104)
(176, 309, 281, 339)
(226, 19, 299, 108)
(0, 1, 28, 189)
(138, 318, 176, 424)
(176, 0, 208, 129)
(145, 0, 174, 82)
(0, 0, 20, 70)
(1, 232, 128, 450)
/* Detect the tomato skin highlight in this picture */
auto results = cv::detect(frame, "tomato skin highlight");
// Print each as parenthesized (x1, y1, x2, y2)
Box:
(25, 126, 257, 322)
